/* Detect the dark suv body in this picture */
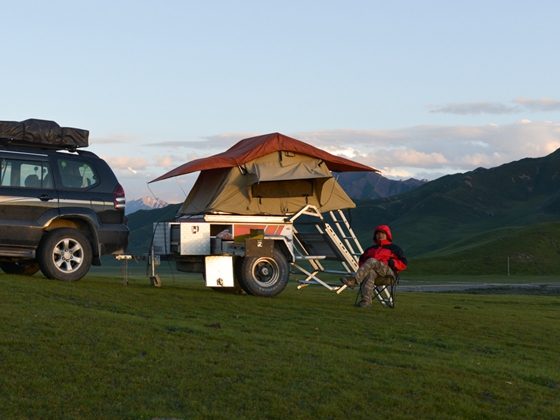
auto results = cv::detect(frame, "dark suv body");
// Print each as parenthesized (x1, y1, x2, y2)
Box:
(0, 123, 129, 281)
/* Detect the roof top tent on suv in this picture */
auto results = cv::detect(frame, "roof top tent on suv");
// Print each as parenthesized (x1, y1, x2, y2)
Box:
(0, 119, 129, 281)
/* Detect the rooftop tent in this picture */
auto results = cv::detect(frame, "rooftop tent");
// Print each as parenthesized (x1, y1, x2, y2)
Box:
(0, 119, 89, 148)
(150, 132, 379, 216)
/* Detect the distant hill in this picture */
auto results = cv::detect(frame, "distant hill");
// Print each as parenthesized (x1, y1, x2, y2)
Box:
(125, 203, 181, 255)
(337, 172, 427, 199)
(408, 221, 560, 275)
(349, 148, 560, 270)
(125, 196, 169, 215)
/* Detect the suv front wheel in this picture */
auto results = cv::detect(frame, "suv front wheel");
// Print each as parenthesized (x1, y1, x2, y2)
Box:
(38, 228, 93, 282)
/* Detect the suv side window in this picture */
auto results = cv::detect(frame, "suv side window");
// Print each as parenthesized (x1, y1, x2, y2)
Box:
(0, 157, 53, 188)
(57, 158, 98, 189)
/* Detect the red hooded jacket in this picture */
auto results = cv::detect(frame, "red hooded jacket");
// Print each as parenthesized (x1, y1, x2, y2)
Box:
(359, 225, 407, 274)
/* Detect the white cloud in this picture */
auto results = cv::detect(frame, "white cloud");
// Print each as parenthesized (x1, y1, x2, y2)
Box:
(363, 148, 448, 169)
(90, 133, 139, 145)
(429, 101, 519, 115)
(292, 121, 560, 179)
(143, 132, 255, 153)
(456, 153, 500, 167)
(101, 156, 149, 171)
(512, 97, 560, 112)
(393, 149, 448, 166)
(378, 168, 415, 179)
(154, 155, 177, 168)
(156, 152, 223, 169)
(201, 132, 258, 144)
(545, 141, 560, 154)
(429, 98, 560, 115)
(324, 146, 367, 159)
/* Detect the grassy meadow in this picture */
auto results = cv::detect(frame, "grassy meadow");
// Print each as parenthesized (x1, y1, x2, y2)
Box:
(1, 271, 559, 419)
(402, 222, 560, 277)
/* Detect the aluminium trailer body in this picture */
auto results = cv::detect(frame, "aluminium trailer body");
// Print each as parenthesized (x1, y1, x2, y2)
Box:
(152, 212, 295, 297)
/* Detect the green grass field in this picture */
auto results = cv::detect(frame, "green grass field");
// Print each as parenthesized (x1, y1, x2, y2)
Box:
(1, 272, 559, 419)
(403, 222, 560, 276)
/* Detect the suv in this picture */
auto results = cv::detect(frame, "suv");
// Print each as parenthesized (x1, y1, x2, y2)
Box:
(0, 119, 129, 281)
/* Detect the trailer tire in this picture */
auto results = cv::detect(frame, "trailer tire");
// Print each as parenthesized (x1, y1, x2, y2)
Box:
(237, 248, 289, 297)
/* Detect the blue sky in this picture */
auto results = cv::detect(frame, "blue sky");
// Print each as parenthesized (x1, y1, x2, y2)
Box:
(2, 0, 559, 202)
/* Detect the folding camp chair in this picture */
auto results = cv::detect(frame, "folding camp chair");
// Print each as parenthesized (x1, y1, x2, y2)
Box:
(355, 274, 398, 309)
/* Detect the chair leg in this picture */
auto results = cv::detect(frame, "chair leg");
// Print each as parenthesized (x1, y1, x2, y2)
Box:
(355, 283, 363, 306)
(371, 283, 396, 309)
(355, 279, 397, 309)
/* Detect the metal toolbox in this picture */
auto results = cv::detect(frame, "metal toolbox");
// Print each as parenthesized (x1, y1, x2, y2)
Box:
(177, 223, 210, 255)
(153, 222, 211, 255)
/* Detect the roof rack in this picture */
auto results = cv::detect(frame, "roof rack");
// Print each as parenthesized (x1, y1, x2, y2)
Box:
(0, 137, 80, 152)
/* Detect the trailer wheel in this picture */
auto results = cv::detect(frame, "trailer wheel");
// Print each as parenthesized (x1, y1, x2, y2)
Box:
(0, 261, 40, 276)
(238, 248, 289, 297)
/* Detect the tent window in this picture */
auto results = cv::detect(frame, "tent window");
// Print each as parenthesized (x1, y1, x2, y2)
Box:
(252, 179, 313, 198)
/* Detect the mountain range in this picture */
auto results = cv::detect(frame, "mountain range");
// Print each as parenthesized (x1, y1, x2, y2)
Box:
(123, 148, 560, 275)
(125, 196, 168, 215)
(336, 172, 427, 200)
(349, 148, 560, 274)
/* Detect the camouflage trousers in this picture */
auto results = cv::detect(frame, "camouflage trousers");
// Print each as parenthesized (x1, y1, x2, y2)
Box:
(354, 258, 396, 304)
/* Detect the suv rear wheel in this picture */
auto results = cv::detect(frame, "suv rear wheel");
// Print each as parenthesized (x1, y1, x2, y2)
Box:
(38, 228, 92, 282)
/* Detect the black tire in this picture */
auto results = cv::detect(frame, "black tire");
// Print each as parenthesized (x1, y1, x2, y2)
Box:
(0, 261, 40, 276)
(37, 228, 93, 282)
(237, 247, 290, 297)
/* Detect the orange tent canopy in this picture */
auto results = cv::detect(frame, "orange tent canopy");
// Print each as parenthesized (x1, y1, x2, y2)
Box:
(150, 132, 378, 183)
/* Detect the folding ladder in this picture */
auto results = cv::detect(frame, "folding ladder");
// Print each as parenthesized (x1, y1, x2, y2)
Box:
(290, 205, 362, 292)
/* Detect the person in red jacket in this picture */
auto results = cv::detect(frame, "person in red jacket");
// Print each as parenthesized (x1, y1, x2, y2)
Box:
(340, 224, 407, 307)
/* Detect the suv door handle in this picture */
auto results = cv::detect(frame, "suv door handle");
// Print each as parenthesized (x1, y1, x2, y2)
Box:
(39, 194, 55, 202)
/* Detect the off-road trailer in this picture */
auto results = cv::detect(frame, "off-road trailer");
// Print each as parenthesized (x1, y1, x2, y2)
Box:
(143, 132, 394, 306)
(148, 205, 395, 306)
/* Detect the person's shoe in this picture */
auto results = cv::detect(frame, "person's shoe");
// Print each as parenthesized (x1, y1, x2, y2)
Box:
(340, 276, 357, 289)
(356, 300, 372, 308)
